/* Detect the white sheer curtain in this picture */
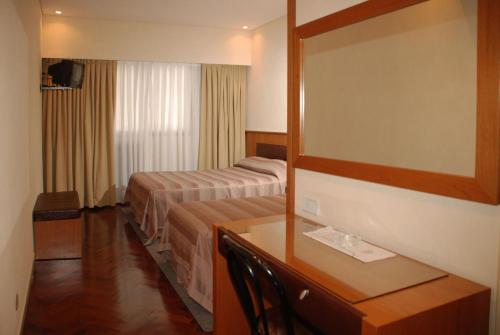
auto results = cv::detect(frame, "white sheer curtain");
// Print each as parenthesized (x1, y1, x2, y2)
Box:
(115, 61, 201, 201)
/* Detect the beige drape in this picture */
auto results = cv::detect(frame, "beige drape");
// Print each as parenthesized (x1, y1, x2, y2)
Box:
(198, 64, 246, 170)
(42, 59, 117, 208)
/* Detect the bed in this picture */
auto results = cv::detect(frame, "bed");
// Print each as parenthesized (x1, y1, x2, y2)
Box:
(166, 195, 286, 312)
(124, 142, 287, 249)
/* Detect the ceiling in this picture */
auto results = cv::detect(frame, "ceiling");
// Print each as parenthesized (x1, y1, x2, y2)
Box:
(40, 0, 286, 30)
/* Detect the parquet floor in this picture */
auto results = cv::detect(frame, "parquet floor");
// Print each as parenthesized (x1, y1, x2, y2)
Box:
(23, 207, 207, 335)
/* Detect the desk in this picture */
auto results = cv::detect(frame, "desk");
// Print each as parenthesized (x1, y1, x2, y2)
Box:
(213, 215, 490, 335)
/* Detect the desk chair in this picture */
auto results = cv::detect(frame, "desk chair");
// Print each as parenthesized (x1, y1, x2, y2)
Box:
(223, 235, 316, 335)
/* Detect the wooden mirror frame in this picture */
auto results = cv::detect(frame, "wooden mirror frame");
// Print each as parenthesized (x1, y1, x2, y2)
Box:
(289, 0, 500, 204)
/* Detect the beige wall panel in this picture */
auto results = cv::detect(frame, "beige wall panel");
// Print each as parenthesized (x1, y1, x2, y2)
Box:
(247, 17, 287, 132)
(0, 0, 43, 333)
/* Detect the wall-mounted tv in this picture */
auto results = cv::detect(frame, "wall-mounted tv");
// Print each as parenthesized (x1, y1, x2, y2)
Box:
(48, 60, 85, 88)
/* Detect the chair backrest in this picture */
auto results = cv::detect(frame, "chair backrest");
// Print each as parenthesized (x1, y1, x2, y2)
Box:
(223, 234, 295, 335)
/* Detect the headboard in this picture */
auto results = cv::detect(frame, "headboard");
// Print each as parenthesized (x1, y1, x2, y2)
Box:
(256, 143, 287, 161)
(246, 131, 287, 161)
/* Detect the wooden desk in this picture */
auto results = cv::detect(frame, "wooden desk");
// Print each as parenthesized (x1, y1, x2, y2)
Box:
(213, 215, 490, 335)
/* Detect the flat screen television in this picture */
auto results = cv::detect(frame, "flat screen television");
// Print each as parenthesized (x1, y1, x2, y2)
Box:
(48, 60, 85, 88)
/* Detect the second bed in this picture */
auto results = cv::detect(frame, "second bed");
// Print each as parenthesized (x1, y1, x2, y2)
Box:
(166, 194, 285, 312)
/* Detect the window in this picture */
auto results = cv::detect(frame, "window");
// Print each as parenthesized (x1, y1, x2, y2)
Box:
(115, 61, 201, 200)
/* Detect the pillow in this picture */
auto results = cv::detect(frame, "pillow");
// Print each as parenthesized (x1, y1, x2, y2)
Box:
(234, 156, 287, 181)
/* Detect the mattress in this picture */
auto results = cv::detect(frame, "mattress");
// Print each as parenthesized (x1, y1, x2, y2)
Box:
(124, 157, 286, 246)
(166, 195, 286, 312)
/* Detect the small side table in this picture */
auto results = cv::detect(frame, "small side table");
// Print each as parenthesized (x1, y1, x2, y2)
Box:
(33, 191, 82, 260)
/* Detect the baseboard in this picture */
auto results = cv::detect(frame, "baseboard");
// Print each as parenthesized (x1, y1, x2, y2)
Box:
(18, 258, 34, 335)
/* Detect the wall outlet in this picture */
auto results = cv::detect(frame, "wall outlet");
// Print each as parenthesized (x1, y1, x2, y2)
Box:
(303, 197, 320, 216)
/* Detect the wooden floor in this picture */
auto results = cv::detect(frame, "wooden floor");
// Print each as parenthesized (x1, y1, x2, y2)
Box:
(23, 207, 207, 335)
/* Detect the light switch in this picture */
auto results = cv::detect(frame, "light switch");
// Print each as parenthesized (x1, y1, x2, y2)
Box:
(303, 197, 320, 216)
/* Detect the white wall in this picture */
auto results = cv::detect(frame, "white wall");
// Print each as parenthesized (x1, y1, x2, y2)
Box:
(247, 16, 287, 132)
(0, 0, 42, 333)
(296, 0, 367, 26)
(42, 15, 252, 65)
(294, 1, 500, 334)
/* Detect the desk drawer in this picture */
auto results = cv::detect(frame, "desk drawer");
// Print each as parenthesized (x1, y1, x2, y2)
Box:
(272, 260, 363, 335)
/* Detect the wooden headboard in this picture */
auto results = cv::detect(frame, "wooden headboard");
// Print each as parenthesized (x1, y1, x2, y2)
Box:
(246, 131, 287, 160)
(256, 143, 287, 161)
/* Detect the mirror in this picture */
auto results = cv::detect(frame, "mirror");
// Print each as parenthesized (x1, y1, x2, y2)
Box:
(302, 0, 477, 177)
(291, 0, 500, 204)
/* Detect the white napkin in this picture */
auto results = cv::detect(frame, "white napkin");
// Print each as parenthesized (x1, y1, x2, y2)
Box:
(303, 226, 396, 263)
